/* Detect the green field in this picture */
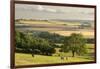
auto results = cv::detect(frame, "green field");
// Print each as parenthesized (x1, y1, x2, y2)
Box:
(15, 53, 94, 66)
(15, 44, 95, 66)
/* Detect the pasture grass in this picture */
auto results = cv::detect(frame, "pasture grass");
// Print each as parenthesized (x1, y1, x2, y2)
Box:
(15, 44, 95, 66)
(15, 53, 94, 66)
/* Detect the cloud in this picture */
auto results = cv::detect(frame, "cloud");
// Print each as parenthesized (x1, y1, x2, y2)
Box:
(45, 8, 57, 13)
(37, 5, 57, 13)
(37, 5, 44, 11)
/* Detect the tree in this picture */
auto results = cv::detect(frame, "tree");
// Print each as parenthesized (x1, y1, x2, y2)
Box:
(62, 33, 87, 57)
(35, 31, 65, 43)
(30, 38, 56, 55)
(15, 30, 56, 55)
(15, 30, 26, 49)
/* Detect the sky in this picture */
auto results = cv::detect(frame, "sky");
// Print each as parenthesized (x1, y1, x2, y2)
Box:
(15, 4, 94, 20)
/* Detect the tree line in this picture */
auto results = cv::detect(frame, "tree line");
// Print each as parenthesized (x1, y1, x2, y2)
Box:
(16, 30, 94, 57)
(16, 31, 56, 56)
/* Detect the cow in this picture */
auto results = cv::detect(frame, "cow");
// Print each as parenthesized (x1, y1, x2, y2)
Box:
(61, 56, 64, 60)
(32, 53, 34, 57)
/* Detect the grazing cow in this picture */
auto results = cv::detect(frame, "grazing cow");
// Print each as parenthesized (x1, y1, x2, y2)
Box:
(61, 56, 64, 60)
(32, 53, 34, 57)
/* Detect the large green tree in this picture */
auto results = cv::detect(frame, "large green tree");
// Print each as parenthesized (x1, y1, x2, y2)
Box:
(15, 30, 56, 55)
(62, 33, 87, 57)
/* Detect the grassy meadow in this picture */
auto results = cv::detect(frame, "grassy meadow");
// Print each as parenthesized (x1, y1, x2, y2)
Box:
(15, 44, 95, 66)
(15, 53, 93, 66)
